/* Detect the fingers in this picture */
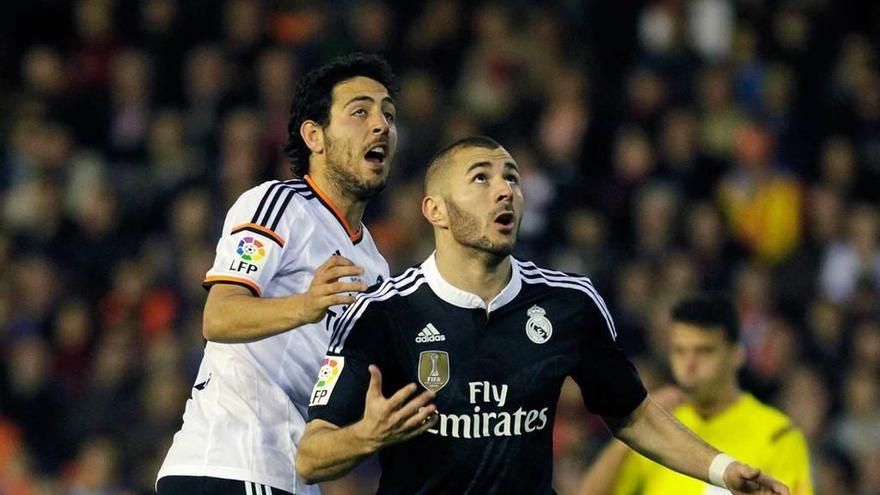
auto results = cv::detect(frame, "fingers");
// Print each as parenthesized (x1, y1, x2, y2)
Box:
(318, 255, 355, 270)
(316, 256, 363, 280)
(366, 365, 383, 398)
(400, 404, 437, 430)
(319, 265, 366, 284)
(326, 294, 358, 307)
(391, 389, 436, 425)
(317, 281, 369, 296)
(757, 473, 790, 495)
(742, 466, 761, 480)
(400, 409, 439, 440)
(385, 382, 419, 410)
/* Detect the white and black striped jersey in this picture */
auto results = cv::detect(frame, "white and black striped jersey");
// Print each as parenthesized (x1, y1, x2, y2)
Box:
(308, 254, 646, 495)
(158, 175, 389, 495)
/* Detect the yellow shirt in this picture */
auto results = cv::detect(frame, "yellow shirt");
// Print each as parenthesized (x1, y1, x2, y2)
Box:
(612, 394, 813, 495)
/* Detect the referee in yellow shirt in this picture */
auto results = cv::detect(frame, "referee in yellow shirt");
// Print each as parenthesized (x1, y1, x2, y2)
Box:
(579, 294, 813, 495)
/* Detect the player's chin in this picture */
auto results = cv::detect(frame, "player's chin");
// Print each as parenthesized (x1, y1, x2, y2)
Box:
(355, 174, 388, 199)
(485, 237, 516, 256)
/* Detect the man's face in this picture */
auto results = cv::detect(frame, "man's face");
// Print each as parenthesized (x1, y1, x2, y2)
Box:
(668, 322, 739, 402)
(442, 146, 524, 256)
(323, 76, 397, 200)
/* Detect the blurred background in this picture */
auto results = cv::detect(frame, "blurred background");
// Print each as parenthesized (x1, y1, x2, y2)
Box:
(0, 0, 879, 493)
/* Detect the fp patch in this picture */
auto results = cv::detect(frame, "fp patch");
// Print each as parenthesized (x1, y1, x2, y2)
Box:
(418, 351, 450, 392)
(309, 356, 345, 406)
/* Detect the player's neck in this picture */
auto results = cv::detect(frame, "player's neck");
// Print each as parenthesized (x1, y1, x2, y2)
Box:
(306, 171, 366, 231)
(691, 383, 742, 420)
(434, 244, 511, 305)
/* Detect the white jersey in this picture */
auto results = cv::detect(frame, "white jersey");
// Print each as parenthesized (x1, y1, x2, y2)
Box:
(157, 176, 389, 494)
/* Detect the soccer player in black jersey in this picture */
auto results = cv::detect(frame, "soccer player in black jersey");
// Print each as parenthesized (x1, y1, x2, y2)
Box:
(297, 137, 791, 495)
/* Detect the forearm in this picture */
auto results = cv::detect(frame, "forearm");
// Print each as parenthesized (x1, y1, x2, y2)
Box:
(611, 397, 720, 485)
(579, 439, 631, 495)
(297, 420, 377, 484)
(204, 291, 314, 343)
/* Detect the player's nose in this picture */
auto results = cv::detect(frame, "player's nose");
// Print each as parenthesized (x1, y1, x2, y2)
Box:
(371, 113, 391, 135)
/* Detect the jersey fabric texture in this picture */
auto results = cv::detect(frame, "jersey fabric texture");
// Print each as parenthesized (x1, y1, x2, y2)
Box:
(611, 393, 813, 495)
(157, 176, 389, 494)
(309, 254, 647, 495)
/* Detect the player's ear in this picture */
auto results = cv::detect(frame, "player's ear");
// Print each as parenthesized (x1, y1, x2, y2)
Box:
(300, 120, 324, 154)
(422, 195, 449, 229)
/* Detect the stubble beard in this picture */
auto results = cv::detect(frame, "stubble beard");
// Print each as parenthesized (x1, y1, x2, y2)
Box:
(324, 134, 388, 201)
(445, 196, 514, 257)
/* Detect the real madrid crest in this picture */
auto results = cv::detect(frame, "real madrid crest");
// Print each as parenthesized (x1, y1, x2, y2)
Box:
(526, 305, 553, 344)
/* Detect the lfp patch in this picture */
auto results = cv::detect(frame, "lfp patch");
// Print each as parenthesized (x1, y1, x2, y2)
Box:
(309, 356, 345, 406)
(236, 236, 266, 261)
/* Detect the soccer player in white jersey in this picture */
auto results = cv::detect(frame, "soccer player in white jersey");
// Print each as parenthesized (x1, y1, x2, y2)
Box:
(297, 136, 790, 495)
(156, 53, 398, 495)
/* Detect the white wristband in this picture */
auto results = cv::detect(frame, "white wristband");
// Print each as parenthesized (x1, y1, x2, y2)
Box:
(708, 453, 736, 488)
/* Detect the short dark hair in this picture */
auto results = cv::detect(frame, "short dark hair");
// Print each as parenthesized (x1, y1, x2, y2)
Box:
(425, 136, 503, 192)
(284, 53, 397, 178)
(671, 294, 740, 343)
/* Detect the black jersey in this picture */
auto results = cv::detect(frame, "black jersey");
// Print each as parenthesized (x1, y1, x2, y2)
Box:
(308, 254, 647, 495)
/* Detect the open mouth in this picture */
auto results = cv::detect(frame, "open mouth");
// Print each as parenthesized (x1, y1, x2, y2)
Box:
(494, 212, 515, 227)
(364, 145, 387, 165)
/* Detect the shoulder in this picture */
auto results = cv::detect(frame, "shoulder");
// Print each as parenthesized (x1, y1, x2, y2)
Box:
(515, 258, 617, 338)
(233, 179, 312, 205)
(741, 394, 792, 425)
(515, 258, 599, 295)
(328, 267, 428, 353)
(230, 179, 314, 220)
(225, 179, 318, 239)
(739, 395, 807, 445)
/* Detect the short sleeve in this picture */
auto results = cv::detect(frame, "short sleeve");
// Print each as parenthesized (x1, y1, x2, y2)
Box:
(571, 291, 647, 418)
(204, 182, 305, 296)
(764, 426, 814, 495)
(308, 298, 393, 427)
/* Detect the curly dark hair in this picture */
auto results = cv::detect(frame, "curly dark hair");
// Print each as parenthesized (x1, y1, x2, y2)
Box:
(283, 53, 398, 178)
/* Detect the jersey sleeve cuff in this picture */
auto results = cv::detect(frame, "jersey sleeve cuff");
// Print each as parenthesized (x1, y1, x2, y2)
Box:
(203, 275, 262, 297)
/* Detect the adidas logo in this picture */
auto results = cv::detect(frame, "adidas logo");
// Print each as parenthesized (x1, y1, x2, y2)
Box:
(415, 323, 446, 343)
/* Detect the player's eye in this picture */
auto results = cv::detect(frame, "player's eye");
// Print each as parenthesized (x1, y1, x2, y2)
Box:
(352, 108, 367, 117)
(473, 173, 487, 183)
(383, 111, 395, 123)
(505, 174, 519, 185)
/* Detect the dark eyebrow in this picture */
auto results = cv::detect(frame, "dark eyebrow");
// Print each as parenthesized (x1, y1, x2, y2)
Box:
(343, 95, 396, 108)
(466, 161, 520, 174)
(465, 161, 492, 174)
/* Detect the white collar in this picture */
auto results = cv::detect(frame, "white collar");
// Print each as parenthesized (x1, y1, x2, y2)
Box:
(420, 252, 522, 314)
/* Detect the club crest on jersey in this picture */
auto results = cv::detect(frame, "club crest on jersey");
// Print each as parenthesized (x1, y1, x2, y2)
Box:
(418, 351, 450, 392)
(309, 356, 345, 406)
(525, 305, 553, 344)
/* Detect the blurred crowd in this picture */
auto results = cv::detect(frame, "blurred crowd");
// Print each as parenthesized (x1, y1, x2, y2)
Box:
(1, 0, 879, 494)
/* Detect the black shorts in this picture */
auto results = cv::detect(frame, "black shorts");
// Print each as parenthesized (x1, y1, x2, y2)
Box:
(157, 476, 294, 495)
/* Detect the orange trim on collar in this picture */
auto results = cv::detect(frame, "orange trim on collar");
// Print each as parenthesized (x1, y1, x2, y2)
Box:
(304, 175, 363, 243)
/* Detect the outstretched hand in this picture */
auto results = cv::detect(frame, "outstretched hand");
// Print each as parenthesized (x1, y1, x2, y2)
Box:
(724, 462, 791, 495)
(354, 365, 438, 449)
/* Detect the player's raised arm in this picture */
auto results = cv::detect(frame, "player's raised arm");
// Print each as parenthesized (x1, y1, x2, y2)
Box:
(604, 396, 791, 495)
(297, 365, 437, 484)
(203, 255, 367, 343)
